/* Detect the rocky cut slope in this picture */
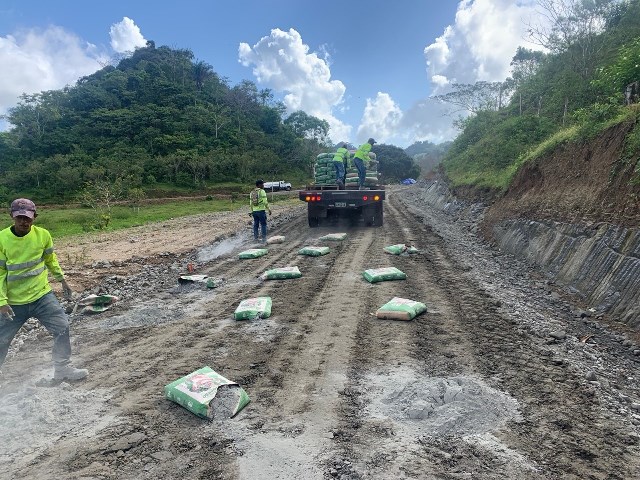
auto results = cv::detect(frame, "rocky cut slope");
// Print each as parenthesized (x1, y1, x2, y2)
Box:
(482, 118, 640, 326)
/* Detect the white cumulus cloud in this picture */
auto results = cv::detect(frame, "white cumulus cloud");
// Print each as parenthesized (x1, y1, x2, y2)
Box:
(356, 92, 402, 145)
(109, 17, 147, 53)
(238, 28, 351, 143)
(425, 0, 541, 88)
(397, 0, 545, 146)
(0, 26, 108, 123)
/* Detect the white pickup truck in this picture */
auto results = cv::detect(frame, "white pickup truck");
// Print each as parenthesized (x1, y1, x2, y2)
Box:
(263, 180, 292, 191)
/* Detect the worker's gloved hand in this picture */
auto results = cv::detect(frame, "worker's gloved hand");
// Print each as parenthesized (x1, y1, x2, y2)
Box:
(61, 279, 73, 299)
(0, 305, 15, 321)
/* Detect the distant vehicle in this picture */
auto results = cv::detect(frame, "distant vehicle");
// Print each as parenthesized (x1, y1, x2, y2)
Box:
(263, 181, 292, 191)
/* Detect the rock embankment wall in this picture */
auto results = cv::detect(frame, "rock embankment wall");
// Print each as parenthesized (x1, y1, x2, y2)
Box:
(492, 220, 640, 326)
(417, 180, 640, 327)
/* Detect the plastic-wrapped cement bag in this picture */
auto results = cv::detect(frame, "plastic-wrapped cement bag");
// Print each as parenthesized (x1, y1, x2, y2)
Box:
(376, 297, 427, 321)
(77, 294, 119, 313)
(266, 235, 286, 244)
(298, 246, 330, 256)
(164, 366, 250, 419)
(363, 267, 407, 283)
(260, 266, 302, 280)
(384, 244, 421, 255)
(238, 248, 268, 259)
(234, 296, 272, 320)
(319, 233, 347, 241)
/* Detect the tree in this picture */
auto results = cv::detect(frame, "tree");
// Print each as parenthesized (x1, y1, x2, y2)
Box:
(284, 111, 330, 143)
(432, 81, 512, 115)
(527, 0, 616, 78)
(374, 144, 421, 182)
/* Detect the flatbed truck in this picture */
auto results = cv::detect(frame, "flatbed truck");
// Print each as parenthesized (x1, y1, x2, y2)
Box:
(298, 184, 385, 227)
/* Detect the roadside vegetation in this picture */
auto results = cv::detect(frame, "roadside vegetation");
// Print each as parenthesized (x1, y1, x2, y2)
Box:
(438, 0, 640, 193)
(33, 194, 297, 239)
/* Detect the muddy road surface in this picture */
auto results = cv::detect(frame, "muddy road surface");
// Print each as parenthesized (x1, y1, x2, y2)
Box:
(1, 186, 640, 479)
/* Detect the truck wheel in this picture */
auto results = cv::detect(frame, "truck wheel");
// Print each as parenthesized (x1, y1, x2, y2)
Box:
(372, 203, 383, 227)
(286, 186, 291, 191)
(309, 216, 320, 228)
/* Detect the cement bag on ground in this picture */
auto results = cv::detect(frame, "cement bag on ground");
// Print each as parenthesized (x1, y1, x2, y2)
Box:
(376, 297, 427, 321)
(319, 232, 347, 241)
(238, 248, 268, 259)
(384, 244, 408, 255)
(234, 296, 272, 320)
(77, 294, 119, 313)
(299, 246, 330, 256)
(267, 235, 285, 244)
(384, 244, 420, 255)
(363, 267, 407, 283)
(260, 266, 302, 280)
(164, 366, 250, 419)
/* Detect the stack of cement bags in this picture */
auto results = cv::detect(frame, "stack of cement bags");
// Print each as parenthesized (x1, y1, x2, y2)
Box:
(314, 153, 338, 185)
(345, 152, 379, 187)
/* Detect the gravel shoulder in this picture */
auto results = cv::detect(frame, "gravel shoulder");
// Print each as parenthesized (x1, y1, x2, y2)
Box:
(1, 186, 639, 479)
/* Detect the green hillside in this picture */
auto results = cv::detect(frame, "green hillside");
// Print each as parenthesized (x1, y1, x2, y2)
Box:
(0, 42, 330, 203)
(439, 0, 640, 194)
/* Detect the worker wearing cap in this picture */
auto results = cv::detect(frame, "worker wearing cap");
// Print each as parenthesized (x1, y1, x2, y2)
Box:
(0, 198, 88, 381)
(250, 180, 272, 243)
(353, 138, 376, 189)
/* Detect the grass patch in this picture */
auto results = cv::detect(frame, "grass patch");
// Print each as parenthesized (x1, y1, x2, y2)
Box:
(29, 195, 298, 239)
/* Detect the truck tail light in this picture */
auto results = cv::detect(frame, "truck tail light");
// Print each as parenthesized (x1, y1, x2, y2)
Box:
(362, 195, 368, 201)
(374, 195, 380, 201)
(305, 195, 311, 201)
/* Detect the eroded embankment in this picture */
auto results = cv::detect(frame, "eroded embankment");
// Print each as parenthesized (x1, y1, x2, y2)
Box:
(416, 180, 640, 327)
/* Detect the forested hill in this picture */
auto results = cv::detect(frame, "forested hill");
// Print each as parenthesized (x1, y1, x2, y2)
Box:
(438, 0, 640, 205)
(0, 42, 331, 202)
(404, 140, 452, 174)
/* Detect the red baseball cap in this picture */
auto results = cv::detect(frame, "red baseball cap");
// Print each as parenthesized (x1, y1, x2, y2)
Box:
(10, 198, 36, 219)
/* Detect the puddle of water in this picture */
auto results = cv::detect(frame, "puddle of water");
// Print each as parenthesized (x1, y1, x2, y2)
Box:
(197, 235, 248, 262)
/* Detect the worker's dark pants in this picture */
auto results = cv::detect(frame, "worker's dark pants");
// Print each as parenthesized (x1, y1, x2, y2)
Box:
(334, 161, 345, 187)
(353, 157, 366, 187)
(0, 292, 71, 368)
(252, 210, 268, 241)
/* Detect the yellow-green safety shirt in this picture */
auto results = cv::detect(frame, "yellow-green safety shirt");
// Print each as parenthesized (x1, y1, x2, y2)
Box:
(354, 143, 372, 167)
(0, 225, 65, 306)
(332, 147, 349, 163)
(250, 188, 270, 212)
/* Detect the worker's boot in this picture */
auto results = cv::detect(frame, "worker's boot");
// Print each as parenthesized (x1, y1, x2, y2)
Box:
(54, 364, 89, 381)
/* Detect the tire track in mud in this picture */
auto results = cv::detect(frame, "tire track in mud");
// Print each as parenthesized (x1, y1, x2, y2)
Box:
(40, 213, 340, 479)
(330, 195, 512, 479)
(226, 224, 380, 478)
(388, 190, 640, 480)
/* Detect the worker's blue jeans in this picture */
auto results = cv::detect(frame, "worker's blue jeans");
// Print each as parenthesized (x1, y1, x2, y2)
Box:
(0, 292, 71, 368)
(353, 157, 366, 187)
(334, 161, 345, 186)
(252, 210, 268, 241)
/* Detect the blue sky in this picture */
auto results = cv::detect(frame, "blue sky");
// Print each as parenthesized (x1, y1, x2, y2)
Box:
(0, 1, 544, 147)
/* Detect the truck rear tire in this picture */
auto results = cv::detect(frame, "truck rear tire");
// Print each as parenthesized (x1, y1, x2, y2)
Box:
(372, 203, 383, 226)
(309, 216, 320, 227)
(363, 204, 383, 227)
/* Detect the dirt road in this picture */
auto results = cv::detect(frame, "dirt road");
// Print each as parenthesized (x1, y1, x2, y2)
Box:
(1, 186, 640, 479)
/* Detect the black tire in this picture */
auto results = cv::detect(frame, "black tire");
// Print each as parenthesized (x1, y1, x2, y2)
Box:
(372, 203, 383, 226)
(308, 216, 320, 228)
(285, 186, 291, 191)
